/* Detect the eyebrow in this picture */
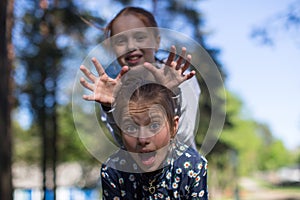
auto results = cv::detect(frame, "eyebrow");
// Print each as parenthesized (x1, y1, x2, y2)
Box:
(122, 116, 134, 123)
(115, 30, 149, 38)
(112, 34, 126, 42)
(133, 31, 148, 35)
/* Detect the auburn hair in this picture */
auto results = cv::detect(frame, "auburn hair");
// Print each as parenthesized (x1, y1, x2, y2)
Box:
(104, 6, 159, 38)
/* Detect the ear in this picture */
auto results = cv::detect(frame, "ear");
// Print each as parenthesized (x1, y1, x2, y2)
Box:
(171, 116, 179, 138)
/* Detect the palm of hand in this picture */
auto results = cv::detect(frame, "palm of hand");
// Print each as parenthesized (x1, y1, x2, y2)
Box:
(79, 58, 128, 106)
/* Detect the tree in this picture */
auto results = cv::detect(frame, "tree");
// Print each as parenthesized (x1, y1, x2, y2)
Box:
(0, 0, 14, 199)
(0, 0, 13, 200)
(14, 0, 96, 199)
(256, 123, 293, 170)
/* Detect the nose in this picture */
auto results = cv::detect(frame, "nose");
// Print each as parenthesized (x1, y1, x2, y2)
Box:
(137, 127, 151, 146)
(127, 38, 137, 51)
(137, 137, 150, 146)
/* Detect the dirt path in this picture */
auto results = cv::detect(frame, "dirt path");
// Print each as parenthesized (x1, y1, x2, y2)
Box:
(239, 177, 300, 200)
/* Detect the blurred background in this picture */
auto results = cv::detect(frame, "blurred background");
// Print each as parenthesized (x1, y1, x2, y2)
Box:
(0, 0, 299, 199)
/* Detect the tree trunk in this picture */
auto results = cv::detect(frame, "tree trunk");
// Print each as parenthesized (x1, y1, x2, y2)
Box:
(0, 0, 14, 199)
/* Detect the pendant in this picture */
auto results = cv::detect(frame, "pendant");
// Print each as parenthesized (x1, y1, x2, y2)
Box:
(149, 185, 155, 194)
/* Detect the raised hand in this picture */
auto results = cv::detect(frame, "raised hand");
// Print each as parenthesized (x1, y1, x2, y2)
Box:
(79, 57, 129, 106)
(144, 45, 195, 89)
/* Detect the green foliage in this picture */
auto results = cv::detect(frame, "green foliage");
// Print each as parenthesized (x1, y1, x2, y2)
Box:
(13, 104, 100, 165)
(220, 91, 294, 175)
(258, 139, 293, 170)
(57, 104, 97, 164)
(208, 150, 237, 193)
(13, 121, 41, 163)
(221, 120, 262, 175)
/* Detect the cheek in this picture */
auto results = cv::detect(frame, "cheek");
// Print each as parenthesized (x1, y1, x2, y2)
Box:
(113, 46, 126, 58)
(154, 127, 171, 148)
(115, 49, 127, 65)
(143, 49, 156, 61)
(122, 135, 137, 150)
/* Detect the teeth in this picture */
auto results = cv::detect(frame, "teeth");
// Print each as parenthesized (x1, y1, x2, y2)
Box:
(127, 55, 140, 61)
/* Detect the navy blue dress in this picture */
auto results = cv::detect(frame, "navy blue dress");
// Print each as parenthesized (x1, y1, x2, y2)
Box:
(101, 143, 208, 200)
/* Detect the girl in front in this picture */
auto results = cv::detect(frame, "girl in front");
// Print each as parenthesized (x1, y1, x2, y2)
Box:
(101, 80, 208, 199)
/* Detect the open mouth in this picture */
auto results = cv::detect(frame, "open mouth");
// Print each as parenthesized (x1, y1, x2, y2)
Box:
(125, 54, 143, 65)
(139, 151, 156, 166)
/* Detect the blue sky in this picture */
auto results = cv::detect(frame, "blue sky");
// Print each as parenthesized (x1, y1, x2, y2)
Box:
(200, 0, 300, 149)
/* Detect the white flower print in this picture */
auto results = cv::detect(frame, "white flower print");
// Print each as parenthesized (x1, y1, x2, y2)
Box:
(193, 172, 198, 178)
(191, 192, 198, 197)
(185, 185, 190, 192)
(110, 182, 116, 188)
(188, 170, 194, 178)
(161, 180, 167, 188)
(129, 174, 135, 181)
(112, 157, 119, 162)
(172, 182, 178, 189)
(173, 191, 178, 198)
(176, 150, 183, 156)
(176, 168, 182, 174)
(195, 176, 201, 182)
(184, 161, 191, 169)
(103, 190, 108, 196)
(198, 162, 203, 170)
(199, 190, 205, 197)
(158, 193, 164, 198)
(185, 152, 191, 157)
(166, 172, 172, 179)
(179, 145, 186, 151)
(119, 159, 126, 165)
(121, 190, 126, 197)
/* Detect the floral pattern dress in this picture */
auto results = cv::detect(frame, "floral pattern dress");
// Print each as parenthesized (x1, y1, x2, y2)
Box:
(101, 143, 208, 200)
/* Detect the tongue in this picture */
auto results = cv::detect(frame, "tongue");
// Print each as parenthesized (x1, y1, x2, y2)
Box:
(140, 152, 155, 165)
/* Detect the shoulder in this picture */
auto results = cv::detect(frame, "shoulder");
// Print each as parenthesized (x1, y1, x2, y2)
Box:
(173, 144, 207, 172)
(103, 149, 141, 173)
(179, 75, 200, 95)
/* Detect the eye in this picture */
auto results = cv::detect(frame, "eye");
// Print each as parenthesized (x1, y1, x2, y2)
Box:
(135, 33, 147, 42)
(113, 36, 126, 46)
(123, 124, 138, 135)
(149, 121, 161, 132)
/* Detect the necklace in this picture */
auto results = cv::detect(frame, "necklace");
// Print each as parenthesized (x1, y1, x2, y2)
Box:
(141, 168, 164, 195)
(148, 178, 156, 194)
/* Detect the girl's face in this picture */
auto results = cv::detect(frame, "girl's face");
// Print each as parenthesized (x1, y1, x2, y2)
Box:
(120, 105, 178, 172)
(111, 14, 160, 67)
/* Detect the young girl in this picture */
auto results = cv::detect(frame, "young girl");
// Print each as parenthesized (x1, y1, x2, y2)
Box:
(79, 7, 201, 149)
(101, 78, 208, 199)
